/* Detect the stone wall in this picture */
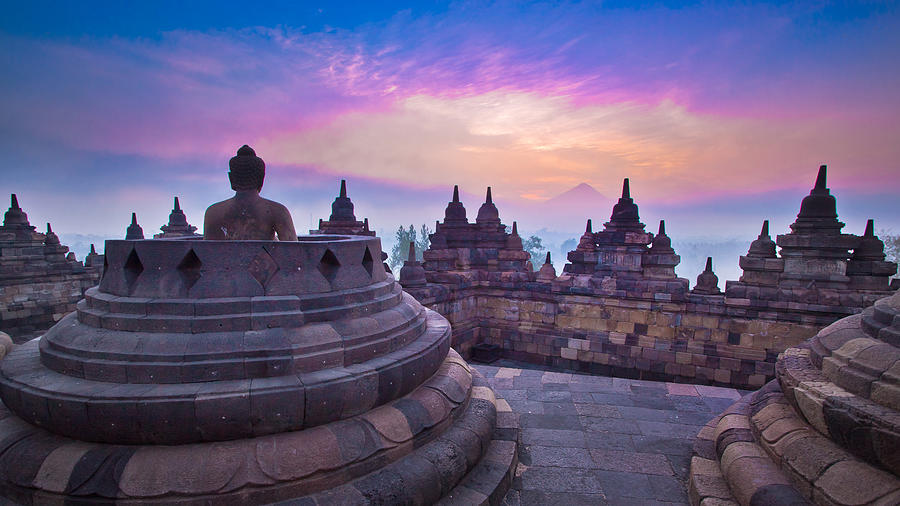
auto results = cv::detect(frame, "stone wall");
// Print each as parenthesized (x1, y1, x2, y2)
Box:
(407, 280, 836, 390)
(0, 273, 99, 339)
(401, 169, 897, 390)
(0, 194, 102, 340)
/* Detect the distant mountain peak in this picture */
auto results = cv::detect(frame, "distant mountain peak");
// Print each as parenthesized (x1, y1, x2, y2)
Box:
(545, 182, 605, 204)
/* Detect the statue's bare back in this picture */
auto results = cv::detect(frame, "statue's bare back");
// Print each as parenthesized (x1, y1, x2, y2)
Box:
(203, 145, 297, 241)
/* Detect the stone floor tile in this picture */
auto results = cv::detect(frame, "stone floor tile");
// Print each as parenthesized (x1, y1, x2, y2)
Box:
(495, 367, 522, 379)
(506, 399, 544, 414)
(525, 445, 597, 468)
(695, 385, 742, 399)
(574, 403, 621, 418)
(519, 413, 583, 431)
(495, 389, 527, 401)
(519, 467, 607, 494)
(590, 393, 636, 406)
(521, 428, 587, 448)
(632, 435, 696, 456)
(542, 401, 578, 415)
(570, 391, 595, 403)
(593, 469, 655, 498)
(638, 420, 705, 438)
(671, 396, 714, 413)
(519, 490, 609, 505)
(666, 383, 700, 396)
(584, 431, 636, 451)
(570, 373, 613, 385)
(618, 405, 676, 422)
(670, 410, 719, 426)
(569, 381, 616, 392)
(491, 378, 516, 389)
(668, 453, 693, 479)
(527, 389, 572, 402)
(580, 416, 643, 434)
(702, 397, 737, 413)
(541, 372, 573, 384)
(631, 394, 677, 410)
(477, 365, 500, 377)
(590, 449, 674, 475)
(513, 377, 543, 389)
(648, 474, 689, 502)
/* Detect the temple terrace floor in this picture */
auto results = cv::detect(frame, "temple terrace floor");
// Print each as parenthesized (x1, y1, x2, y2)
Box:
(472, 361, 745, 506)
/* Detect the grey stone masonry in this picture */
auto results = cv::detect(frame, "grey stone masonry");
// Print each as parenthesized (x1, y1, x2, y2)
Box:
(0, 194, 101, 338)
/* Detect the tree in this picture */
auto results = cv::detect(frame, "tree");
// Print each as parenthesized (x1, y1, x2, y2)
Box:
(522, 235, 547, 271)
(389, 224, 432, 271)
(880, 229, 900, 279)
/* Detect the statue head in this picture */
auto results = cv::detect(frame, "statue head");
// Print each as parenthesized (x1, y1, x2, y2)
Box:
(228, 145, 266, 192)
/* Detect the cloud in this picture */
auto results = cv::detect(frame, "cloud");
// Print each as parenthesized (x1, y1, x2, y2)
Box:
(260, 91, 900, 203)
(1, 1, 898, 239)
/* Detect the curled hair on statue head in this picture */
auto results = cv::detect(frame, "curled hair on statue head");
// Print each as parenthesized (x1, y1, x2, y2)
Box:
(228, 145, 266, 191)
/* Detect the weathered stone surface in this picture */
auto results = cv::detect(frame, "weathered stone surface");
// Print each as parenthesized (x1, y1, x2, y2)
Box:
(0, 227, 517, 503)
(0, 195, 102, 339)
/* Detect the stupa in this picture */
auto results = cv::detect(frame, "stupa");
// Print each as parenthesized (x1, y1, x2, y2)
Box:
(0, 149, 516, 504)
(562, 178, 690, 297)
(424, 186, 530, 274)
(689, 290, 900, 505)
(310, 180, 375, 236)
(0, 195, 101, 337)
(725, 166, 897, 318)
(154, 197, 200, 238)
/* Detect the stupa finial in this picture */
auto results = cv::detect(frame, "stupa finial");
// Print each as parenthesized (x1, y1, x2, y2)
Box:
(511, 221, 518, 236)
(622, 178, 630, 199)
(174, 196, 181, 211)
(658, 220, 666, 236)
(340, 179, 347, 198)
(544, 252, 551, 264)
(10, 194, 19, 209)
(485, 187, 493, 204)
(126, 213, 145, 240)
(585, 219, 592, 234)
(90, 244, 97, 255)
(46, 223, 52, 234)
(452, 185, 460, 203)
(407, 240, 417, 263)
(864, 219, 874, 237)
(705, 257, 713, 272)
(761, 220, 769, 237)
(814, 165, 827, 191)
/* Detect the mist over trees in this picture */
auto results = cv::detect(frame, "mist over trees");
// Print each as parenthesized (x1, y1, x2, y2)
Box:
(879, 230, 900, 279)
(389, 224, 431, 270)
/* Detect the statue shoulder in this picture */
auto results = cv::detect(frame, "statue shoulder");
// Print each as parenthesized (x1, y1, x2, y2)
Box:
(261, 197, 291, 216)
(204, 198, 231, 217)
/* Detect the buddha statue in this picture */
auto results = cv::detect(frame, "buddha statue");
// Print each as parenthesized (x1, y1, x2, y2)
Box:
(203, 145, 297, 241)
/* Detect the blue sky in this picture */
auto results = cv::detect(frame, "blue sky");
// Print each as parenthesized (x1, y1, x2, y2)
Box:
(2, 1, 898, 281)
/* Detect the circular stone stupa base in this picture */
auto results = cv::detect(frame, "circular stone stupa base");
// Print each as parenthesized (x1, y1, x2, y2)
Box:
(0, 349, 517, 505)
(0, 237, 518, 504)
(688, 292, 900, 506)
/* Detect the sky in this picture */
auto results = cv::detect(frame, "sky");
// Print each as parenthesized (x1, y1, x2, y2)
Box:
(2, 1, 899, 279)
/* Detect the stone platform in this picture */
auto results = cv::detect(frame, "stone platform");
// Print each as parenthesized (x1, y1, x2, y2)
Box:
(474, 361, 745, 505)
